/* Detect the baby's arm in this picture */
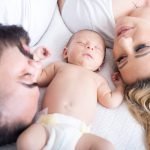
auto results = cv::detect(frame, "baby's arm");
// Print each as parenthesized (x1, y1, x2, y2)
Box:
(97, 72, 124, 108)
(31, 46, 57, 87)
(17, 124, 47, 150)
(38, 62, 56, 87)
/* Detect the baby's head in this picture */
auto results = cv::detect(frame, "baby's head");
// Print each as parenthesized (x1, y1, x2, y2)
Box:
(0, 25, 40, 145)
(63, 29, 106, 71)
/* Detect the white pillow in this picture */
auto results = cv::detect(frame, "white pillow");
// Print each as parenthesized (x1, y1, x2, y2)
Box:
(0, 0, 57, 46)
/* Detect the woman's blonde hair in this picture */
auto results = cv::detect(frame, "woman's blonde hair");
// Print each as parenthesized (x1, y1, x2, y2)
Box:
(125, 78, 150, 149)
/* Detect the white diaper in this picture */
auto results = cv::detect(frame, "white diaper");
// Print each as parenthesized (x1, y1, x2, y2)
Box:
(36, 113, 90, 150)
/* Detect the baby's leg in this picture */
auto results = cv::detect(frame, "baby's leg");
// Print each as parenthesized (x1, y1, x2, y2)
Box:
(75, 133, 115, 150)
(17, 124, 47, 150)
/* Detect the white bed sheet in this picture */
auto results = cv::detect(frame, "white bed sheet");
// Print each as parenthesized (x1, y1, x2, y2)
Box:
(1, 5, 146, 150)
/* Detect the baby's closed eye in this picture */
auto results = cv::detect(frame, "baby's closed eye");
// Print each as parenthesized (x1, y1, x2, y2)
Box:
(77, 41, 86, 46)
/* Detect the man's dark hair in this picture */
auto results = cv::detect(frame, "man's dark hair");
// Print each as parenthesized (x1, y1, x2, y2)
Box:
(0, 118, 29, 146)
(0, 24, 30, 57)
(0, 24, 31, 146)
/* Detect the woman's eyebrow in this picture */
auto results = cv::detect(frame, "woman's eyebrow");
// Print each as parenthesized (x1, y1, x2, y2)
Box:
(119, 51, 150, 69)
(118, 61, 128, 69)
(135, 51, 150, 58)
(120, 51, 150, 69)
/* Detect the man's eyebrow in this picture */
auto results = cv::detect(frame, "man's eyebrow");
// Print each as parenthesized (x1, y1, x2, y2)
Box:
(19, 82, 38, 88)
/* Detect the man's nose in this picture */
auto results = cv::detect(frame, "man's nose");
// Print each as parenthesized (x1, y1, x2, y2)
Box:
(28, 59, 42, 69)
(28, 59, 42, 82)
(27, 59, 42, 75)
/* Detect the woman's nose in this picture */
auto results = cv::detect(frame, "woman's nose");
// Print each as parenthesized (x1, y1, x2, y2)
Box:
(119, 37, 134, 54)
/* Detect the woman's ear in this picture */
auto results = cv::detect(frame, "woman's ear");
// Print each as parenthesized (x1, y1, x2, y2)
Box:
(63, 47, 68, 59)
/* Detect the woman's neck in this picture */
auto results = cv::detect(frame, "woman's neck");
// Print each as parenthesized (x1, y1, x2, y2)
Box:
(112, 0, 147, 22)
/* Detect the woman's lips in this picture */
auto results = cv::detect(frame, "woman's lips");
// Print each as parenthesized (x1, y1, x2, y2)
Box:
(117, 26, 134, 37)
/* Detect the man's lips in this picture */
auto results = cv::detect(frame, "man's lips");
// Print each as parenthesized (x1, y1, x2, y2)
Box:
(117, 26, 134, 37)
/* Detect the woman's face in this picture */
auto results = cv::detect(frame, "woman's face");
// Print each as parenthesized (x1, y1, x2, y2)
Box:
(113, 7, 150, 84)
(0, 45, 41, 124)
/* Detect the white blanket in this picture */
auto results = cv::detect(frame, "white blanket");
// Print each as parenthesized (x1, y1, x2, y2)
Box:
(0, 0, 57, 47)
(0, 2, 146, 150)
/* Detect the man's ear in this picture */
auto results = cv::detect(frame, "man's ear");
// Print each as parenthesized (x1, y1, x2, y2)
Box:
(63, 47, 68, 59)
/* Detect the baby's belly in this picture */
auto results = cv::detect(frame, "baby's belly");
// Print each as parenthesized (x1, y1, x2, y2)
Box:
(42, 96, 97, 124)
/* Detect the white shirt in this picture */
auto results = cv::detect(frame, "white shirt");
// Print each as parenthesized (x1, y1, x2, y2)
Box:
(62, 0, 115, 48)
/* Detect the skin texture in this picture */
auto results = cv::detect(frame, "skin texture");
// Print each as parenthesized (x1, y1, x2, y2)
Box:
(17, 30, 123, 150)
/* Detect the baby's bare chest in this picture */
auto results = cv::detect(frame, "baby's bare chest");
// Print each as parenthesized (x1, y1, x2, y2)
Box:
(57, 66, 100, 85)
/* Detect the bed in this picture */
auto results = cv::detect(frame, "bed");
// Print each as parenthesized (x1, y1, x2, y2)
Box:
(0, 0, 146, 149)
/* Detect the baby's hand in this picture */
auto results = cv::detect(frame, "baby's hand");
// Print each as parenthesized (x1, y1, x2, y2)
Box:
(33, 46, 51, 61)
(111, 72, 124, 88)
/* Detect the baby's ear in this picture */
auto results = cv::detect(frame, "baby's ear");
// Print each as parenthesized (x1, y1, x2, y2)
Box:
(63, 47, 68, 59)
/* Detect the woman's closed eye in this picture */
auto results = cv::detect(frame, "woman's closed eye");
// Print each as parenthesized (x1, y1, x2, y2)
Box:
(135, 44, 150, 53)
(77, 41, 86, 46)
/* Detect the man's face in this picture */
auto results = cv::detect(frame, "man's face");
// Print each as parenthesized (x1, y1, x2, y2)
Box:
(0, 45, 41, 124)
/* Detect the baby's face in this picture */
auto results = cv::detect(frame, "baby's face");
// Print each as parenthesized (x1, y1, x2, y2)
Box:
(65, 30, 105, 71)
(0, 45, 41, 124)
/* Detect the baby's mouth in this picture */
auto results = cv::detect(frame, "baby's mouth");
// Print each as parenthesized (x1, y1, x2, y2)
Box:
(83, 53, 93, 59)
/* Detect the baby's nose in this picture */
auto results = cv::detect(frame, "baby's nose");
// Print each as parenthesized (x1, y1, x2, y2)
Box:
(86, 44, 94, 50)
